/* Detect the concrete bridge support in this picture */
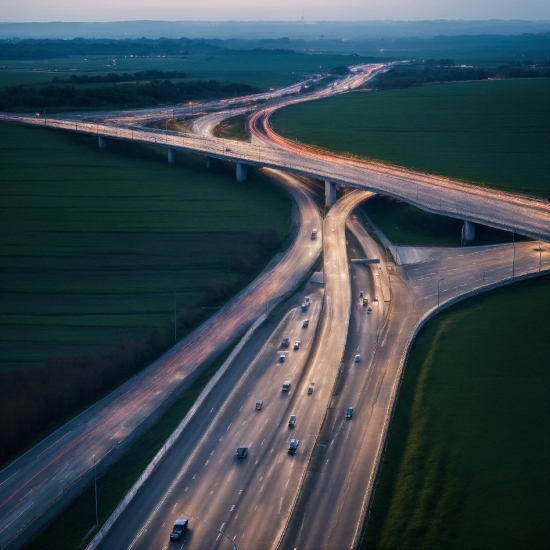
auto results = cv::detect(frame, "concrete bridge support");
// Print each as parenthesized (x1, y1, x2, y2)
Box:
(325, 180, 336, 207)
(98, 136, 107, 148)
(167, 148, 175, 164)
(463, 220, 476, 242)
(236, 162, 248, 182)
(205, 156, 211, 169)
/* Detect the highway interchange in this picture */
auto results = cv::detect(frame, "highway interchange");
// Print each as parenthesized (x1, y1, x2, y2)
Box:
(0, 63, 549, 549)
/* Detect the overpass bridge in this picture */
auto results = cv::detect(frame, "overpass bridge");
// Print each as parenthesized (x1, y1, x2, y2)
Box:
(2, 113, 549, 242)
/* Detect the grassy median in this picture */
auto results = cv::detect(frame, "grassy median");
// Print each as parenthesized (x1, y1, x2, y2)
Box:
(363, 275, 550, 549)
(272, 78, 550, 200)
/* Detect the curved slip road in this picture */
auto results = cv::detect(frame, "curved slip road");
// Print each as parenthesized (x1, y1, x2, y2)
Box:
(0, 170, 322, 550)
(279, 203, 549, 550)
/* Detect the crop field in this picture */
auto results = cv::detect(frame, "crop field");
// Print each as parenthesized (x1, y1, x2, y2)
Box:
(0, 50, 366, 90)
(0, 123, 291, 371)
(363, 275, 550, 550)
(272, 78, 550, 200)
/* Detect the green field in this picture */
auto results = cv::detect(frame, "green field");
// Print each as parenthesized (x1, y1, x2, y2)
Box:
(0, 50, 366, 91)
(361, 195, 525, 247)
(363, 275, 550, 549)
(272, 78, 550, 200)
(0, 123, 291, 370)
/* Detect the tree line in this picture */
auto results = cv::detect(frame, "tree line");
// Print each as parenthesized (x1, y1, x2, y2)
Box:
(0, 79, 259, 112)
(372, 62, 550, 89)
(51, 70, 188, 84)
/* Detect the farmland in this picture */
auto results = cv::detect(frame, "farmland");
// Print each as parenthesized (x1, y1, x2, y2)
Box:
(272, 78, 550, 200)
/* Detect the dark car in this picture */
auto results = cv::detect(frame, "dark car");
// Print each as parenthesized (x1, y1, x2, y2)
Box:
(346, 407, 354, 419)
(288, 439, 299, 454)
(170, 519, 188, 540)
(288, 414, 297, 427)
(236, 447, 248, 458)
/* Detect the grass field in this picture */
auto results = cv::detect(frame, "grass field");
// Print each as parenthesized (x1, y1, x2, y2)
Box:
(362, 275, 550, 550)
(272, 78, 550, 200)
(0, 123, 291, 370)
(0, 50, 367, 90)
(361, 195, 526, 247)
(213, 113, 249, 141)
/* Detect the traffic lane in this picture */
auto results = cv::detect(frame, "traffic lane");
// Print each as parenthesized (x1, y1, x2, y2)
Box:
(404, 241, 546, 310)
(277, 191, 372, 550)
(134, 300, 324, 550)
(100, 296, 324, 550)
(0, 169, 322, 549)
(279, 223, 383, 549)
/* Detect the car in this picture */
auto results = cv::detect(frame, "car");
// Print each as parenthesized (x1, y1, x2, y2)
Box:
(305, 296, 311, 304)
(288, 414, 297, 427)
(374, 295, 379, 302)
(363, 297, 369, 306)
(255, 400, 263, 410)
(359, 290, 363, 298)
(281, 337, 290, 348)
(288, 438, 299, 454)
(282, 381, 291, 391)
(278, 353, 286, 363)
(236, 447, 248, 458)
(293, 341, 301, 350)
(225, 147, 232, 152)
(302, 319, 309, 328)
(354, 354, 361, 363)
(367, 306, 373, 314)
(170, 518, 189, 540)
(346, 407, 354, 419)
(307, 386, 314, 395)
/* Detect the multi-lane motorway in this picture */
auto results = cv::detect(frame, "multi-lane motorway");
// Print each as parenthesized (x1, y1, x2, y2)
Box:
(0, 169, 322, 549)
(0, 62, 548, 550)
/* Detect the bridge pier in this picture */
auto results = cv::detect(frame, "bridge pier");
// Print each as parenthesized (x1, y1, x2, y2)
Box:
(236, 162, 248, 182)
(98, 136, 107, 148)
(325, 180, 336, 207)
(463, 220, 475, 242)
(205, 156, 211, 169)
(167, 148, 175, 164)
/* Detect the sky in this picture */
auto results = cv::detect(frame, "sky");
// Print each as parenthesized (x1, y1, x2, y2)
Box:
(1, 0, 549, 23)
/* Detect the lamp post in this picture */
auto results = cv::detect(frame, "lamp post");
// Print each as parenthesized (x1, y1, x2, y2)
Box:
(438, 278, 445, 309)
(94, 455, 99, 530)
(174, 290, 177, 344)
(512, 231, 516, 279)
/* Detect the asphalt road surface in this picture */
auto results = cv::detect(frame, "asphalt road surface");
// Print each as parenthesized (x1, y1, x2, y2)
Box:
(0, 170, 322, 550)
(279, 207, 548, 550)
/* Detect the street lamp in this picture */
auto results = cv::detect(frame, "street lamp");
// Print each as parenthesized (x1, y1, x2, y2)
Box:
(438, 278, 445, 308)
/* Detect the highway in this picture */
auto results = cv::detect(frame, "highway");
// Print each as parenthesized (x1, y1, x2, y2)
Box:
(1, 61, 549, 550)
(0, 170, 322, 550)
(97, 187, 367, 550)
(279, 205, 548, 550)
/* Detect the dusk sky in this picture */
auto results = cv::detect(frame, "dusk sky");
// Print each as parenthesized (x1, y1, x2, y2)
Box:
(1, 0, 549, 23)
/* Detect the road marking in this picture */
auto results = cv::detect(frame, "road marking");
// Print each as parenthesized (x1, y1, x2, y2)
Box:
(230, 504, 235, 511)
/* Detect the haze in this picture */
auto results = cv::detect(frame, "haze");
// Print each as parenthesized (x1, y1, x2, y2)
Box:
(1, 0, 549, 23)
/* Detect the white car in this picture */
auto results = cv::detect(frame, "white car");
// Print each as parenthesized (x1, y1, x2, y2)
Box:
(374, 295, 379, 302)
